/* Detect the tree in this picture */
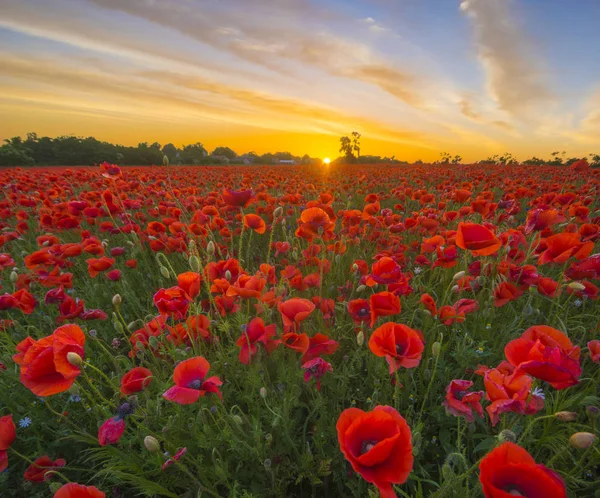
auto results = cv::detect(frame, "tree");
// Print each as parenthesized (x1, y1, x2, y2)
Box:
(339, 131, 361, 163)
(162, 143, 178, 163)
(180, 142, 208, 165)
(212, 146, 237, 160)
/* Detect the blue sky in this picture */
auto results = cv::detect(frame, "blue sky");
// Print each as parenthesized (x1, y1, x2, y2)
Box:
(0, 0, 598, 160)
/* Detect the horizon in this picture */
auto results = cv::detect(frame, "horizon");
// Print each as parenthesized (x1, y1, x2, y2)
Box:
(1, 0, 599, 161)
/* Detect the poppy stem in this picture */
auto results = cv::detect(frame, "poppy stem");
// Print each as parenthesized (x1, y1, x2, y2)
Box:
(517, 414, 555, 444)
(416, 333, 443, 428)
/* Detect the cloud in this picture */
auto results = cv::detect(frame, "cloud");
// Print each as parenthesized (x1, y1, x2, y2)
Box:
(459, 99, 481, 120)
(460, 0, 554, 119)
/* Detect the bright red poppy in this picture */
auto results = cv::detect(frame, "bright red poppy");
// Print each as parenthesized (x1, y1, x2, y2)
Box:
(243, 214, 266, 234)
(302, 357, 333, 391)
(479, 442, 566, 498)
(369, 292, 401, 327)
(120, 367, 153, 395)
(236, 317, 280, 364)
(337, 405, 413, 498)
(54, 482, 106, 498)
(24, 455, 67, 482)
(301, 333, 339, 363)
(442, 379, 484, 423)
(13, 324, 85, 396)
(588, 340, 600, 363)
(153, 286, 191, 320)
(455, 222, 502, 256)
(277, 298, 315, 332)
(177, 272, 202, 299)
(163, 356, 222, 404)
(369, 322, 424, 374)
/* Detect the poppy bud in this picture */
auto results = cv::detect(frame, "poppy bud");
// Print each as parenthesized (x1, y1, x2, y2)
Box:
(10, 271, 18, 283)
(335, 254, 341, 264)
(225, 270, 232, 281)
(453, 271, 466, 281)
(273, 206, 283, 218)
(476, 276, 486, 285)
(148, 336, 159, 349)
(162, 155, 169, 166)
(189, 255, 200, 272)
(66, 352, 83, 367)
(112, 294, 122, 307)
(432, 341, 441, 357)
(352, 263, 359, 272)
(586, 406, 599, 419)
(260, 387, 268, 399)
(114, 320, 124, 335)
(451, 285, 459, 293)
(422, 309, 432, 316)
(49, 482, 62, 494)
(569, 432, 596, 449)
(127, 241, 135, 247)
(160, 266, 170, 279)
(356, 285, 366, 293)
(567, 282, 586, 291)
(498, 430, 516, 443)
(127, 321, 138, 331)
(231, 415, 243, 425)
(356, 330, 364, 346)
(554, 411, 578, 422)
(207, 241, 215, 256)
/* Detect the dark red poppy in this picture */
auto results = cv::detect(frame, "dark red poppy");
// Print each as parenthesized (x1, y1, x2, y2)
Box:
(565, 254, 600, 280)
(302, 357, 333, 390)
(163, 356, 222, 404)
(153, 286, 191, 320)
(369, 292, 401, 327)
(120, 367, 153, 395)
(493, 282, 523, 307)
(281, 332, 310, 355)
(277, 298, 315, 332)
(243, 214, 266, 234)
(365, 257, 402, 286)
(337, 405, 413, 498)
(588, 340, 600, 363)
(236, 317, 280, 364)
(86, 257, 115, 278)
(24, 455, 67, 482)
(456, 222, 502, 256)
(538, 232, 594, 265)
(348, 299, 371, 324)
(301, 333, 339, 363)
(98, 417, 126, 446)
(368, 322, 424, 374)
(479, 442, 566, 498)
(442, 380, 484, 423)
(53, 482, 106, 497)
(222, 188, 253, 207)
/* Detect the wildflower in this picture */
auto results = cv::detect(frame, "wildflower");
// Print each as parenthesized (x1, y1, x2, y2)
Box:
(163, 356, 222, 404)
(24, 455, 66, 482)
(302, 358, 333, 390)
(18, 416, 32, 428)
(53, 483, 105, 497)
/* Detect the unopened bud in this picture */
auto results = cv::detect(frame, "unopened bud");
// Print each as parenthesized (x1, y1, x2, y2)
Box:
(189, 255, 200, 272)
(162, 155, 169, 166)
(567, 282, 586, 291)
(260, 387, 267, 399)
(206, 241, 215, 256)
(67, 352, 83, 367)
(225, 270, 232, 281)
(112, 294, 122, 307)
(356, 285, 367, 293)
(159, 266, 170, 279)
(352, 263, 359, 272)
(498, 430, 516, 443)
(273, 206, 283, 218)
(356, 330, 364, 346)
(569, 432, 596, 449)
(586, 406, 600, 419)
(432, 341, 441, 357)
(127, 321, 138, 331)
(451, 285, 459, 293)
(232, 415, 243, 425)
(554, 411, 578, 422)
(144, 435, 161, 452)
(127, 241, 135, 247)
(453, 271, 466, 281)
(10, 271, 18, 283)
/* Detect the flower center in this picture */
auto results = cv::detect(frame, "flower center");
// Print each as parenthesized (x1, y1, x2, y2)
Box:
(395, 344, 405, 355)
(361, 440, 378, 455)
(455, 390, 467, 401)
(188, 380, 202, 389)
(504, 486, 524, 496)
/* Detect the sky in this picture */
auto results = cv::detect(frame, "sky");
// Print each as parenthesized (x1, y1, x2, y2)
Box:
(0, 0, 599, 161)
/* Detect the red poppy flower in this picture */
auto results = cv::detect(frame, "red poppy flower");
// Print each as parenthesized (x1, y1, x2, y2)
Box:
(24, 455, 67, 482)
(222, 188, 253, 207)
(98, 416, 126, 446)
(236, 317, 280, 364)
(177, 272, 202, 299)
(0, 414, 16, 470)
(537, 277, 560, 297)
(295, 207, 335, 242)
(538, 232, 594, 265)
(419, 294, 437, 316)
(442, 380, 484, 423)
(337, 405, 413, 498)
(162, 447, 187, 471)
(163, 356, 222, 404)
(153, 286, 191, 320)
(281, 332, 310, 355)
(505, 325, 581, 389)
(302, 357, 333, 390)
(369, 322, 424, 374)
(493, 282, 523, 307)
(277, 298, 315, 332)
(369, 292, 401, 327)
(524, 208, 565, 234)
(120, 367, 153, 395)
(54, 482, 106, 498)
(365, 257, 402, 286)
(455, 222, 502, 256)
(348, 299, 371, 324)
(565, 254, 600, 280)
(588, 340, 600, 363)
(100, 161, 122, 179)
(301, 333, 339, 363)
(243, 214, 266, 234)
(13, 324, 85, 396)
(226, 273, 267, 299)
(86, 257, 115, 278)
(479, 442, 566, 498)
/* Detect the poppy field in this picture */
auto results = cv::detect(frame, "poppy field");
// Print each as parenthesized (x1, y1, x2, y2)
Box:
(1, 162, 599, 498)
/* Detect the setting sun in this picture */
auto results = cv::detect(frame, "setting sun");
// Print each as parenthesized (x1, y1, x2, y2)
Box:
(323, 157, 331, 165)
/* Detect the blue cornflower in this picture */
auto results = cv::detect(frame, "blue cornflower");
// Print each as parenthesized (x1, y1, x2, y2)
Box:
(19, 416, 32, 428)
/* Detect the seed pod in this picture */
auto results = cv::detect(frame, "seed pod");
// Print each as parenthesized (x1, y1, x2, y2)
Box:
(144, 435, 161, 452)
(569, 432, 596, 449)
(554, 411, 578, 422)
(67, 352, 83, 367)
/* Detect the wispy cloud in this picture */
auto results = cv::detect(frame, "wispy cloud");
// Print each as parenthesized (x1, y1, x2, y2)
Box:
(460, 0, 554, 119)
